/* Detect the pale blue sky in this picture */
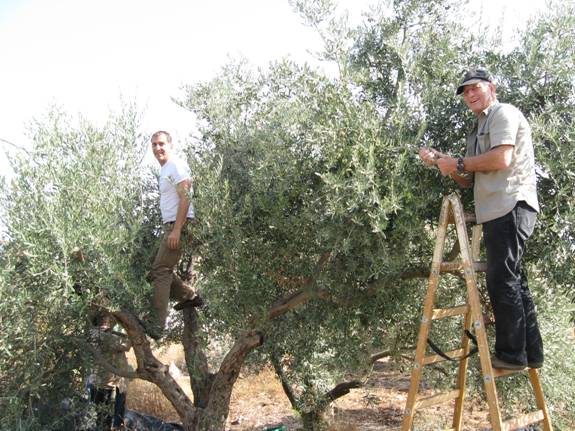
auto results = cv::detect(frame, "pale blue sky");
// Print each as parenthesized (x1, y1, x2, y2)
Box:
(0, 0, 546, 177)
(0, 0, 24, 22)
(0, 0, 355, 157)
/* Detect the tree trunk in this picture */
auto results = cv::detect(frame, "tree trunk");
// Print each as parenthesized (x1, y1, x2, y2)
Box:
(113, 273, 325, 431)
(114, 310, 196, 425)
(301, 410, 329, 431)
(181, 305, 263, 430)
(114, 309, 263, 430)
(182, 307, 213, 409)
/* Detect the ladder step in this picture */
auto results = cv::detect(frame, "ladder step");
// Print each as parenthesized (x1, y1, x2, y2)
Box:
(440, 261, 487, 272)
(446, 212, 476, 224)
(415, 389, 460, 409)
(464, 213, 476, 224)
(432, 305, 468, 320)
(492, 367, 527, 378)
(501, 410, 545, 431)
(423, 348, 466, 365)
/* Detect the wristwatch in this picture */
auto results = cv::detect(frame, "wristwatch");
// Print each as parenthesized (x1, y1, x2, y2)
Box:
(456, 157, 465, 173)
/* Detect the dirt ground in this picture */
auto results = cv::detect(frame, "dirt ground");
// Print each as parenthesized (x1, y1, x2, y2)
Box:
(224, 358, 491, 431)
(127, 348, 493, 431)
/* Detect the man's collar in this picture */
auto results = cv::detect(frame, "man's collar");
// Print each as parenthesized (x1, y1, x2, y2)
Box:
(479, 100, 500, 118)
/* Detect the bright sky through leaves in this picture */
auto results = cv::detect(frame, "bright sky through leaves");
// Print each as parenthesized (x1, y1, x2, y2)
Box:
(0, 0, 545, 177)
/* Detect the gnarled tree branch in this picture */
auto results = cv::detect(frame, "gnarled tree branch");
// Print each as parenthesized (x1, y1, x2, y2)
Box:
(325, 380, 363, 403)
(113, 310, 195, 424)
(270, 353, 298, 407)
(182, 307, 213, 409)
(195, 331, 264, 429)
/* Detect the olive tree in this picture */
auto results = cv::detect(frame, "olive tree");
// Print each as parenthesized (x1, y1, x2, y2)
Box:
(2, 1, 574, 430)
(180, 0, 575, 428)
(0, 106, 154, 429)
(176, 1, 473, 425)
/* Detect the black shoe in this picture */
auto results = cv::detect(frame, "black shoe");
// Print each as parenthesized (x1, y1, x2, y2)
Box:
(174, 295, 204, 311)
(491, 355, 526, 371)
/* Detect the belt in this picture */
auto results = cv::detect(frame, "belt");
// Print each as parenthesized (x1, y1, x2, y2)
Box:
(164, 218, 194, 225)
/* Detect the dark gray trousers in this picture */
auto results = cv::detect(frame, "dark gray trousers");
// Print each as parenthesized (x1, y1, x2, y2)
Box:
(483, 201, 544, 366)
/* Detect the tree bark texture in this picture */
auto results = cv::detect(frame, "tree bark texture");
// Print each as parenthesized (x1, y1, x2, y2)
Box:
(114, 310, 196, 425)
(110, 266, 328, 431)
(182, 307, 213, 409)
(191, 330, 263, 430)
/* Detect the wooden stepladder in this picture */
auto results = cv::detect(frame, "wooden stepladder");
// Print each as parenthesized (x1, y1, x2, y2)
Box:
(401, 193, 552, 431)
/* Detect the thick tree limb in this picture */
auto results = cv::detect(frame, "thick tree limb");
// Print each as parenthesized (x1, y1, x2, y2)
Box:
(267, 252, 332, 320)
(267, 288, 330, 320)
(113, 310, 195, 423)
(398, 267, 431, 280)
(271, 350, 391, 415)
(270, 354, 298, 408)
(321, 351, 394, 405)
(196, 331, 263, 428)
(325, 380, 363, 403)
(182, 307, 214, 409)
(267, 262, 428, 320)
(369, 350, 392, 363)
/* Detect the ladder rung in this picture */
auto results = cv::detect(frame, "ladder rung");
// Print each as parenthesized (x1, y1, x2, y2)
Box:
(446, 212, 476, 224)
(432, 305, 468, 320)
(423, 348, 466, 365)
(440, 261, 487, 272)
(415, 389, 460, 409)
(502, 410, 545, 431)
(492, 367, 527, 378)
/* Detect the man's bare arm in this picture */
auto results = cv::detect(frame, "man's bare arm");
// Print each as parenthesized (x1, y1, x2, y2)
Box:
(436, 145, 513, 178)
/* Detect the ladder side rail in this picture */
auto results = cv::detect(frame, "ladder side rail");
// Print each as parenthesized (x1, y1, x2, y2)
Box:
(401, 197, 452, 431)
(528, 369, 553, 431)
(452, 309, 473, 430)
(449, 194, 504, 431)
(471, 224, 482, 261)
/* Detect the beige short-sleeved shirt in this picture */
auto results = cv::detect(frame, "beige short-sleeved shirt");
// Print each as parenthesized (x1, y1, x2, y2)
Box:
(465, 102, 539, 224)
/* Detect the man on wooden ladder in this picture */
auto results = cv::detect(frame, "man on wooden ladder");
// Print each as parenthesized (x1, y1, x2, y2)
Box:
(419, 68, 544, 371)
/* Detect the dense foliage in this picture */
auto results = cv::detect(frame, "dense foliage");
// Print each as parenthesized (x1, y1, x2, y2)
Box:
(0, 107, 157, 429)
(180, 0, 575, 427)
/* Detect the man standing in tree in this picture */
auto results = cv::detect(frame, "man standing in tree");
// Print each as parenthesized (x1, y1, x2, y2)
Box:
(419, 68, 544, 370)
(147, 130, 202, 340)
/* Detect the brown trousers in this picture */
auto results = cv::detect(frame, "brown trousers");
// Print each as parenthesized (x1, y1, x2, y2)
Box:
(149, 224, 196, 330)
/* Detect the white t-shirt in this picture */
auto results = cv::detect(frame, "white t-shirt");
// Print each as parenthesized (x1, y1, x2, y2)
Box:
(159, 157, 195, 223)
